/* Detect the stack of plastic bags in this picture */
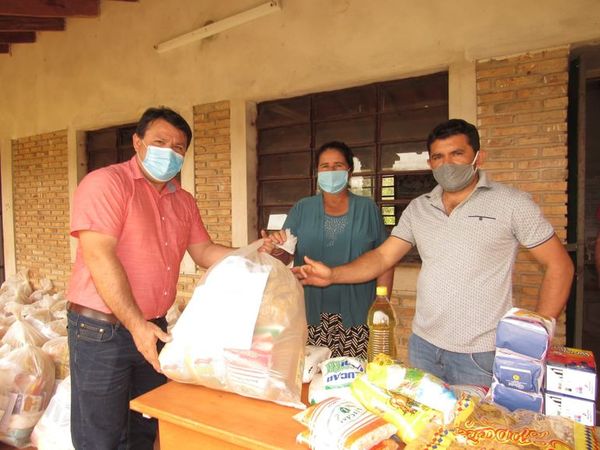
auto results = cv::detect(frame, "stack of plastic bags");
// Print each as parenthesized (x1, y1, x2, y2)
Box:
(0, 270, 72, 447)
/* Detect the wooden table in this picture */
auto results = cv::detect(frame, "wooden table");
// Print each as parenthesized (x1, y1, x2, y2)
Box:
(130, 382, 307, 449)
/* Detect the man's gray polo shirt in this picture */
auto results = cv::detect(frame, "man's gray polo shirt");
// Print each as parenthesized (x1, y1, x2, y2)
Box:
(391, 170, 554, 353)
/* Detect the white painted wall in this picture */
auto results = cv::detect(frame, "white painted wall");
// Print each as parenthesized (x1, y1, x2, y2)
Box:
(1, 0, 599, 281)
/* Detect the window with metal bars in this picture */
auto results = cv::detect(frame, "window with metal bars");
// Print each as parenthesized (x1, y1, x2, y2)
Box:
(256, 72, 448, 261)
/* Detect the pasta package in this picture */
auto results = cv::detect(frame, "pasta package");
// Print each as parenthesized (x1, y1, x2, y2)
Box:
(365, 355, 457, 424)
(449, 401, 600, 449)
(294, 397, 397, 450)
(350, 373, 442, 444)
(159, 241, 307, 408)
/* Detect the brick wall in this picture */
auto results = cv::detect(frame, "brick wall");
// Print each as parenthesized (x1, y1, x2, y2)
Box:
(176, 101, 233, 304)
(12, 130, 71, 290)
(476, 47, 569, 344)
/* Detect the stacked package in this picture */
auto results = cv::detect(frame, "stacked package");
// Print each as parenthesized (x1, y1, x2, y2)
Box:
(544, 346, 596, 426)
(491, 308, 555, 413)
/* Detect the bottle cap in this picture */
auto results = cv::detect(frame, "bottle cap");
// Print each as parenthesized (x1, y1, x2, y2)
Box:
(376, 286, 388, 296)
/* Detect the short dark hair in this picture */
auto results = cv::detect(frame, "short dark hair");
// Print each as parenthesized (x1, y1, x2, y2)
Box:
(135, 107, 193, 149)
(426, 119, 480, 153)
(316, 141, 354, 171)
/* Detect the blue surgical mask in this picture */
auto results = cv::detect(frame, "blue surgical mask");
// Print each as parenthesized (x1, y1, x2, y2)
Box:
(139, 143, 184, 182)
(318, 170, 349, 194)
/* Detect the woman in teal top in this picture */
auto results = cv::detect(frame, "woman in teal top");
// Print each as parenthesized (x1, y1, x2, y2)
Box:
(270, 141, 394, 359)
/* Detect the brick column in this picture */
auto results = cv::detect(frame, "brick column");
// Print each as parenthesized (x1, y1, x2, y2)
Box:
(476, 47, 569, 344)
(176, 101, 233, 305)
(12, 130, 71, 289)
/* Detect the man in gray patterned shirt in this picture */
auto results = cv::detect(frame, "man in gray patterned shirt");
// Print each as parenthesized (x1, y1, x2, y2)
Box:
(294, 119, 574, 386)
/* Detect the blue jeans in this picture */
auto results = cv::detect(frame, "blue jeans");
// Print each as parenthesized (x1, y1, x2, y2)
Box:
(68, 311, 167, 450)
(408, 333, 495, 386)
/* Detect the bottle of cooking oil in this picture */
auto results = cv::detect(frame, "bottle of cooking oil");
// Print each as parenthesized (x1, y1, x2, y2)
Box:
(367, 286, 396, 362)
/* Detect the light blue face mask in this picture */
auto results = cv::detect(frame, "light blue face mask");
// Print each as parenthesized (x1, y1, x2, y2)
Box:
(139, 143, 184, 182)
(317, 170, 349, 194)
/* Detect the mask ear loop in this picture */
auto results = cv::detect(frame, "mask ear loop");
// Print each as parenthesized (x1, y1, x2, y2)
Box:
(471, 151, 480, 167)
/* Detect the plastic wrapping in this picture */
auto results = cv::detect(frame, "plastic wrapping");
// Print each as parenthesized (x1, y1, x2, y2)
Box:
(350, 374, 442, 444)
(0, 270, 33, 311)
(28, 278, 53, 304)
(303, 345, 332, 383)
(294, 397, 397, 450)
(0, 345, 56, 447)
(41, 337, 70, 380)
(365, 355, 457, 424)
(449, 401, 600, 449)
(30, 376, 74, 450)
(49, 299, 68, 321)
(159, 241, 307, 408)
(309, 357, 365, 405)
(1, 314, 48, 350)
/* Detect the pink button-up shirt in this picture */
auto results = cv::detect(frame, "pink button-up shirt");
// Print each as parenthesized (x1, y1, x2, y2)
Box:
(67, 157, 210, 319)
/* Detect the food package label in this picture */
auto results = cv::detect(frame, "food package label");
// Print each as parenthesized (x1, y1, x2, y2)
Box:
(493, 351, 544, 393)
(545, 346, 596, 401)
(544, 391, 596, 426)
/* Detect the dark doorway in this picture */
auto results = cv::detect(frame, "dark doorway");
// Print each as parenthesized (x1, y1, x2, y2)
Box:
(567, 44, 600, 423)
(86, 124, 137, 173)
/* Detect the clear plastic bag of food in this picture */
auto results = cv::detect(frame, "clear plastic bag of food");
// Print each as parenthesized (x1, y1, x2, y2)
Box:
(1, 304, 48, 350)
(0, 344, 56, 447)
(159, 240, 307, 408)
(30, 376, 74, 450)
(41, 337, 70, 380)
(0, 270, 33, 310)
(28, 278, 53, 304)
(294, 397, 397, 450)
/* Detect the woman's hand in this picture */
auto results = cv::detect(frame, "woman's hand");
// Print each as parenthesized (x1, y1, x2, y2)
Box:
(258, 229, 288, 254)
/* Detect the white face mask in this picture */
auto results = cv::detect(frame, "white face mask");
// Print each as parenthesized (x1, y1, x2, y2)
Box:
(431, 151, 479, 192)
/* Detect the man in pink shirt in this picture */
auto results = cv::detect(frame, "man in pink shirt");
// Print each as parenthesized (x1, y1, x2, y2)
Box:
(67, 107, 237, 449)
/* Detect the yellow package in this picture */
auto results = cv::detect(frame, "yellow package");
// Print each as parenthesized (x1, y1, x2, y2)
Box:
(350, 373, 442, 444)
(449, 401, 600, 449)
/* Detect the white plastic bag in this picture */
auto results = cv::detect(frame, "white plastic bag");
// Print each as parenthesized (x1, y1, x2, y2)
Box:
(0, 270, 33, 309)
(0, 345, 56, 447)
(1, 304, 48, 349)
(30, 376, 74, 450)
(160, 241, 307, 408)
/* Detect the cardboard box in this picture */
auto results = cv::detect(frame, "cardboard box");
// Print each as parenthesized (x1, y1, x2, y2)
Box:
(544, 391, 596, 426)
(545, 346, 596, 401)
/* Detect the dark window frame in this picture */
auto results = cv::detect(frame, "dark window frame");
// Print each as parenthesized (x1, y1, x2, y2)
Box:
(256, 72, 449, 260)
